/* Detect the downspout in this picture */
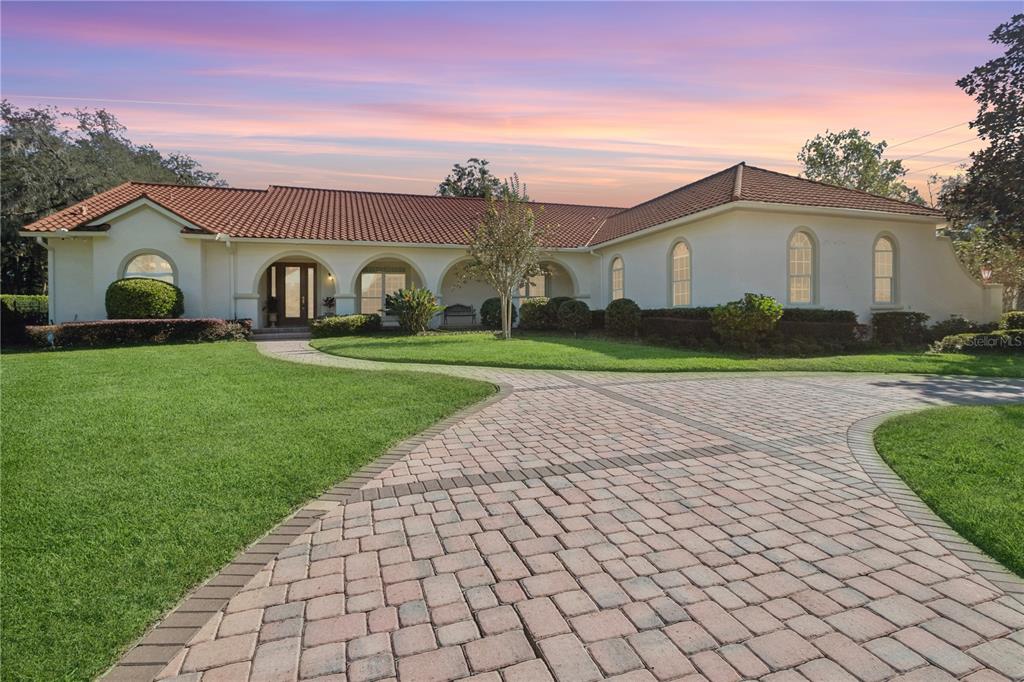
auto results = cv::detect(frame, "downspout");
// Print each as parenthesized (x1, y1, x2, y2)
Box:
(35, 237, 55, 323)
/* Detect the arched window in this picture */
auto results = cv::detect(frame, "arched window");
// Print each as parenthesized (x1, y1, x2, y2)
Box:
(671, 242, 691, 306)
(610, 257, 624, 300)
(788, 231, 815, 304)
(123, 253, 175, 284)
(874, 236, 896, 304)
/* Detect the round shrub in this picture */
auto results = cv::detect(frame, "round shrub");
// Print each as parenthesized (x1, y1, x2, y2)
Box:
(480, 297, 517, 329)
(711, 292, 783, 351)
(545, 296, 572, 327)
(518, 297, 550, 330)
(558, 299, 590, 336)
(605, 298, 641, 337)
(105, 278, 184, 319)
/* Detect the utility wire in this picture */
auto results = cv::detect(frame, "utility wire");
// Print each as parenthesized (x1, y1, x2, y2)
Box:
(898, 138, 977, 162)
(911, 157, 971, 175)
(887, 121, 970, 149)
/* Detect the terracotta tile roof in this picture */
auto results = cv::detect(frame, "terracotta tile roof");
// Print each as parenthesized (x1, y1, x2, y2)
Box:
(587, 164, 943, 245)
(22, 164, 943, 248)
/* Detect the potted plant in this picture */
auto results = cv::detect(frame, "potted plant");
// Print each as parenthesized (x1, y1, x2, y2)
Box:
(264, 296, 278, 327)
(322, 296, 336, 316)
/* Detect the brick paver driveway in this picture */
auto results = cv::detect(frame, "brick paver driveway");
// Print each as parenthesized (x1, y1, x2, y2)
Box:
(154, 341, 1024, 682)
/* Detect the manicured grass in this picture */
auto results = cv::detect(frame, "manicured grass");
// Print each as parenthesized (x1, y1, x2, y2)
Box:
(875, 405, 1024, 578)
(0, 343, 493, 681)
(312, 332, 1024, 377)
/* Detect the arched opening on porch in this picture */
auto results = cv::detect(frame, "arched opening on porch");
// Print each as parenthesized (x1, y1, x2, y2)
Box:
(353, 256, 425, 324)
(256, 254, 337, 328)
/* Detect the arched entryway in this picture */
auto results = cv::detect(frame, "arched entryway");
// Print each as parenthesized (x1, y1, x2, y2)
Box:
(257, 256, 337, 327)
(353, 256, 424, 325)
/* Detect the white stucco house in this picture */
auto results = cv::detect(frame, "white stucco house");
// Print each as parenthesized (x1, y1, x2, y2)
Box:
(20, 163, 1002, 328)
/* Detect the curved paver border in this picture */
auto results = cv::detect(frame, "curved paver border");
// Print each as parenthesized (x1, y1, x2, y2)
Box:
(103, 370, 512, 680)
(848, 410, 1024, 604)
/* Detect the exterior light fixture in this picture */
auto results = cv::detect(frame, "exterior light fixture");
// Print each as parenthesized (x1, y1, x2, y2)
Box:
(980, 263, 993, 282)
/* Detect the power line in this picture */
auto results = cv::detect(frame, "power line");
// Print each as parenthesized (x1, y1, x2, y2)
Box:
(888, 121, 970, 149)
(911, 157, 971, 175)
(898, 138, 977, 162)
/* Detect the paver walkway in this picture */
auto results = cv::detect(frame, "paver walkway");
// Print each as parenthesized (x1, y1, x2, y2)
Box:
(155, 341, 1024, 682)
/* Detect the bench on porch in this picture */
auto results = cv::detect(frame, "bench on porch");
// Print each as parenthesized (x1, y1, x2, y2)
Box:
(443, 304, 477, 326)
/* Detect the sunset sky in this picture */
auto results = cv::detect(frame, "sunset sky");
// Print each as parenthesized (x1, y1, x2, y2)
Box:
(1, 1, 1013, 207)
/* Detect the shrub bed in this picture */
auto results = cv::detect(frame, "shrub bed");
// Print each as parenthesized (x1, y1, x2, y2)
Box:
(545, 296, 573, 328)
(26, 318, 250, 349)
(1000, 311, 1024, 330)
(606, 298, 642, 337)
(1, 295, 49, 345)
(481, 297, 517, 329)
(872, 311, 929, 347)
(518, 297, 551, 330)
(385, 287, 442, 333)
(557, 299, 590, 336)
(106, 279, 184, 319)
(711, 293, 784, 351)
(311, 314, 381, 338)
(931, 329, 1024, 354)
(641, 317, 715, 347)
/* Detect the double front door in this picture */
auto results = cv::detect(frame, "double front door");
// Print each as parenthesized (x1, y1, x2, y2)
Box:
(270, 263, 316, 325)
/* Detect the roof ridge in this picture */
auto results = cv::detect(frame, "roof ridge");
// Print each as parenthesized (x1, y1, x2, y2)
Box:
(742, 164, 941, 213)
(607, 164, 742, 218)
(267, 184, 624, 211)
(128, 181, 267, 193)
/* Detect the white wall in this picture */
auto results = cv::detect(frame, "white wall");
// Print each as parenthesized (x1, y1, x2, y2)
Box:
(590, 207, 1002, 323)
(43, 202, 1000, 326)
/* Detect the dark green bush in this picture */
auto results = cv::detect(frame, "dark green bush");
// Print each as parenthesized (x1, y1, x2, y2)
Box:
(780, 308, 857, 324)
(105, 278, 184, 319)
(931, 329, 1024, 354)
(605, 298, 642, 337)
(711, 293, 784, 351)
(928, 316, 985, 341)
(776, 320, 858, 347)
(641, 317, 715, 347)
(480, 297, 517, 329)
(1000, 311, 1024, 330)
(641, 307, 715, 320)
(590, 309, 605, 330)
(545, 296, 573, 327)
(557, 299, 591, 336)
(872, 311, 929, 347)
(25, 318, 248, 349)
(385, 287, 443, 333)
(1, 295, 48, 345)
(310, 314, 381, 338)
(518, 297, 551, 330)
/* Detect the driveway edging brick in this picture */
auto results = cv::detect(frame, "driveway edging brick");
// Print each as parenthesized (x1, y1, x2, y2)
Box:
(847, 409, 1024, 604)
(102, 376, 511, 681)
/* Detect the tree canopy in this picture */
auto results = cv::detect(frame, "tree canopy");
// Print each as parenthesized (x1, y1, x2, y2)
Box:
(939, 13, 1023, 247)
(1, 102, 224, 293)
(436, 158, 502, 198)
(797, 128, 924, 205)
(460, 175, 546, 339)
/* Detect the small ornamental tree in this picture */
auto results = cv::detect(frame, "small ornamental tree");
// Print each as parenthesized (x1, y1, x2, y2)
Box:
(460, 175, 547, 340)
(711, 293, 784, 351)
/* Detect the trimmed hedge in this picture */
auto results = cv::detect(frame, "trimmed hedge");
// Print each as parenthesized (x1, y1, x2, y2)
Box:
(641, 307, 715, 320)
(641, 317, 715, 347)
(26, 318, 250, 349)
(480, 297, 517, 329)
(605, 298, 642, 337)
(1000, 311, 1024, 330)
(545, 296, 573, 327)
(105, 278, 184, 319)
(931, 329, 1024, 354)
(311, 314, 381, 338)
(557, 299, 591, 336)
(590, 309, 605, 330)
(780, 308, 857, 324)
(1, 295, 49, 345)
(872, 311, 930, 347)
(518, 297, 551, 330)
(776, 320, 858, 346)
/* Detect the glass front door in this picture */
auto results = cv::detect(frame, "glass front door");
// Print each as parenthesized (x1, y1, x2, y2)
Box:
(271, 263, 316, 325)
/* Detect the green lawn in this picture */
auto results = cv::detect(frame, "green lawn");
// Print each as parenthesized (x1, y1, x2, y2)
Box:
(0, 342, 493, 681)
(311, 332, 1024, 377)
(875, 405, 1024, 578)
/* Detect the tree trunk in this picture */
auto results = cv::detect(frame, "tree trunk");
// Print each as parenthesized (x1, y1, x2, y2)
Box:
(499, 292, 511, 340)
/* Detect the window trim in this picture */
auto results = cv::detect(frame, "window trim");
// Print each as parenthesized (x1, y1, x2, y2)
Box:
(872, 232, 898, 305)
(609, 255, 625, 301)
(668, 238, 693, 307)
(786, 227, 818, 306)
(119, 249, 177, 284)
